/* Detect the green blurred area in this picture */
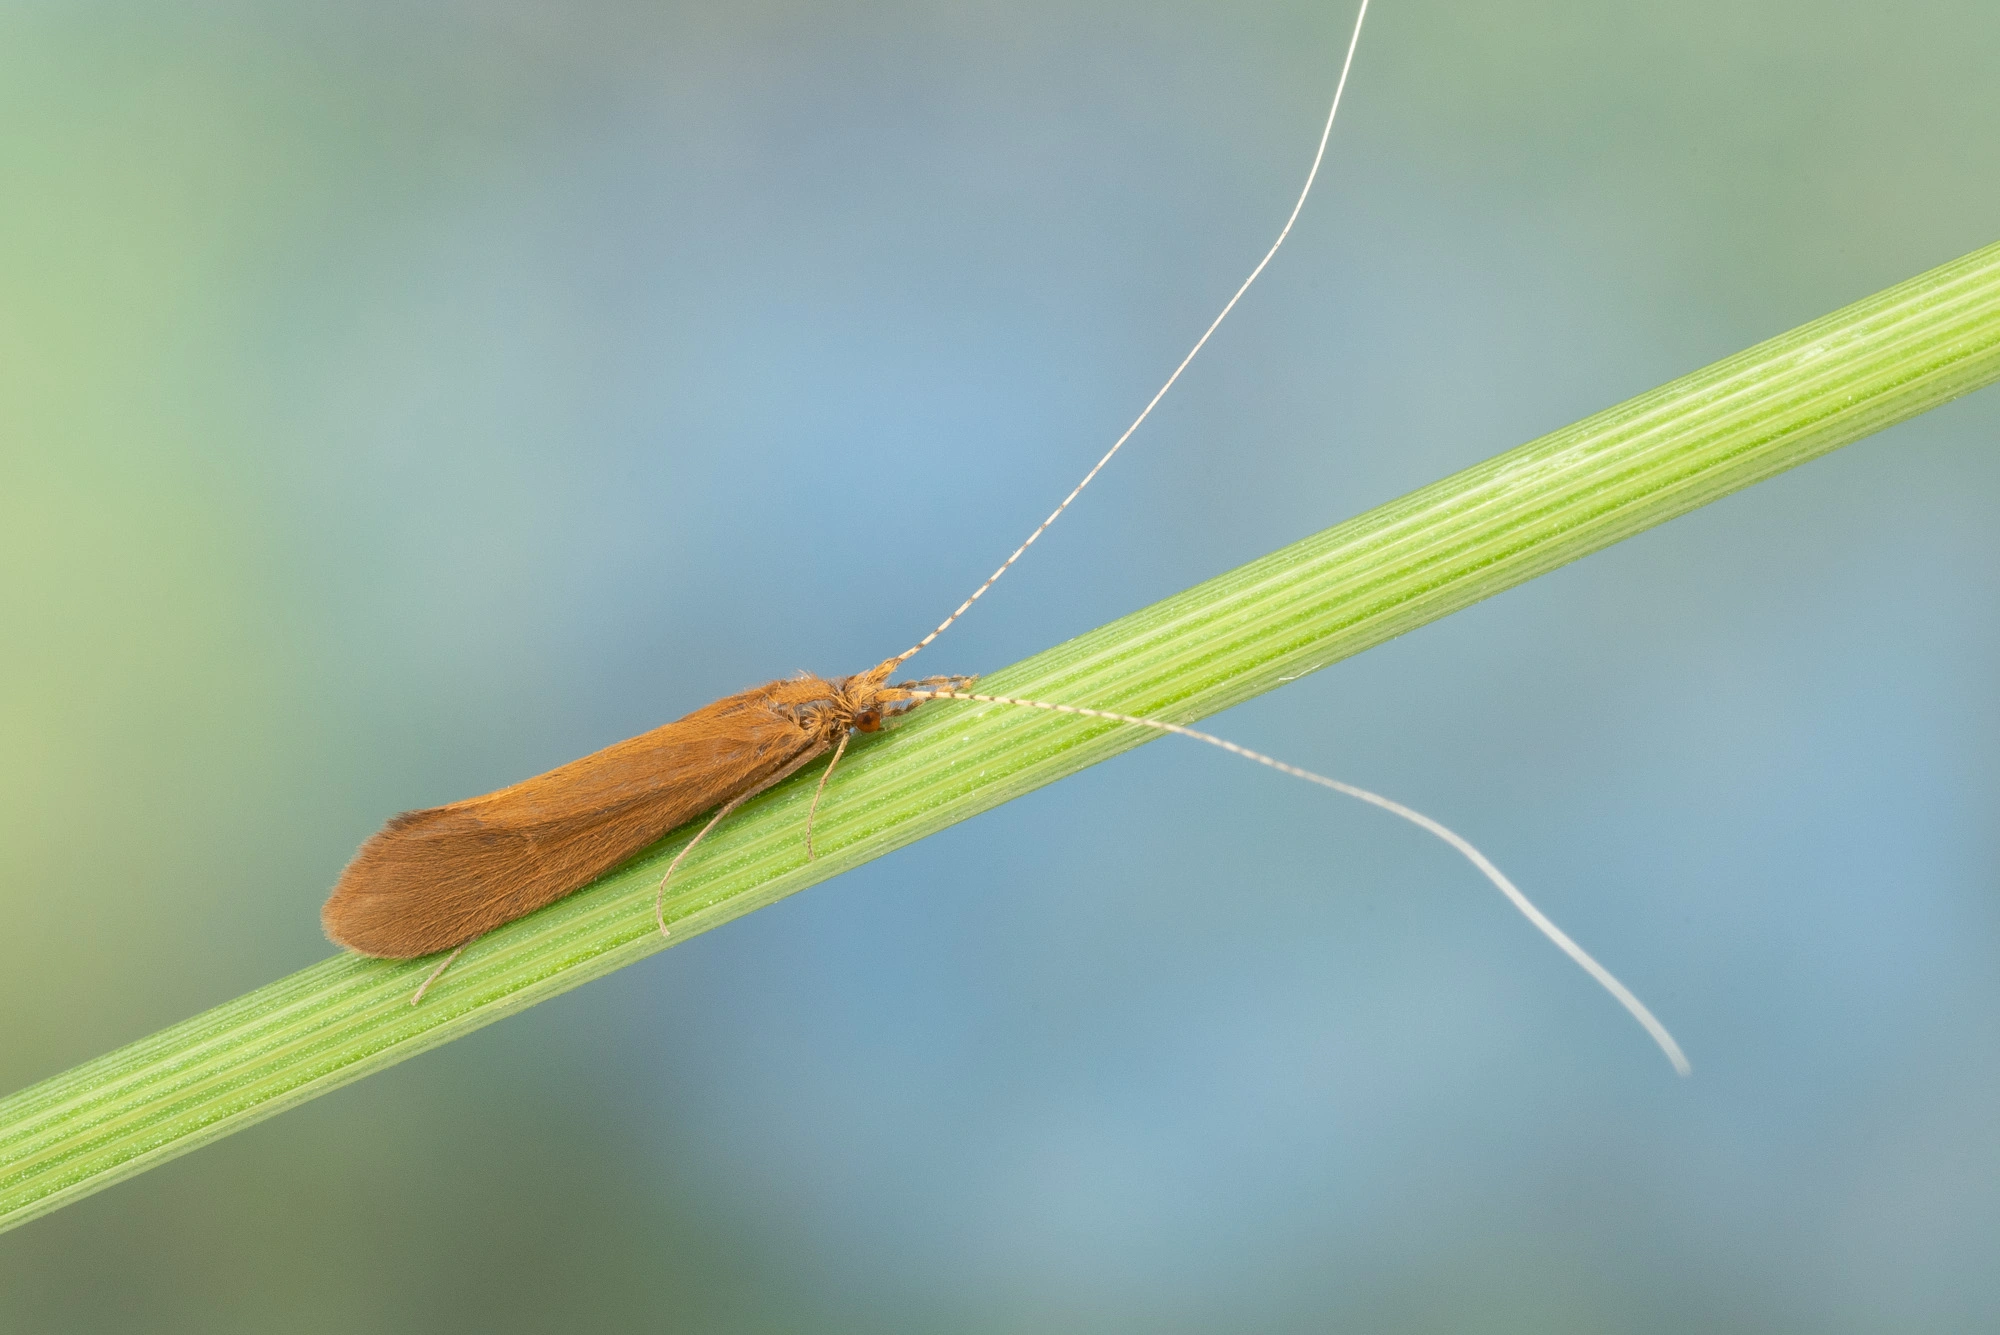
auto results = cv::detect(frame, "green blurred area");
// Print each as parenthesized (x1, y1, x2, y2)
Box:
(4, 2, 1998, 1331)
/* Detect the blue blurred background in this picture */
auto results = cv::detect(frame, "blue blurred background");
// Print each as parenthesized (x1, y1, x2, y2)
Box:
(4, 1, 1998, 1329)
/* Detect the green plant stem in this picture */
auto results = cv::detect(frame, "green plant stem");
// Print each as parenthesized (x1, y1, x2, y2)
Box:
(6, 240, 2000, 1233)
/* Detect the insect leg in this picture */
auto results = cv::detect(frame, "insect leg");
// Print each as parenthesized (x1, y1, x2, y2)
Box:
(654, 797, 751, 938)
(804, 730, 852, 860)
(409, 943, 468, 1006)
(655, 742, 830, 938)
(876, 674, 981, 724)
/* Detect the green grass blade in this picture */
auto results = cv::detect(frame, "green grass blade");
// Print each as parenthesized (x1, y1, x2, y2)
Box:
(4, 238, 1998, 1234)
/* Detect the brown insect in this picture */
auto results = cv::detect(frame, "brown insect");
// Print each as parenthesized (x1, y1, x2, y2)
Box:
(320, 2, 1369, 998)
(312, 6, 1689, 1072)
(321, 655, 972, 985)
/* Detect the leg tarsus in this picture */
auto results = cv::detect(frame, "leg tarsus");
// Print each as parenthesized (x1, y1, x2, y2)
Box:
(411, 943, 469, 1006)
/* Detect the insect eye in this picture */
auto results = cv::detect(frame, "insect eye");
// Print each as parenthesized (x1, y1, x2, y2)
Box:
(853, 709, 883, 733)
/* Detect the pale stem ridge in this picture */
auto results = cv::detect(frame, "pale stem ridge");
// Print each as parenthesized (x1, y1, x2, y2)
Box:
(910, 687, 1694, 1076)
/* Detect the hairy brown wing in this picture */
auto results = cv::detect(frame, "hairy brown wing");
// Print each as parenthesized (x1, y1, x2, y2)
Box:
(322, 681, 827, 957)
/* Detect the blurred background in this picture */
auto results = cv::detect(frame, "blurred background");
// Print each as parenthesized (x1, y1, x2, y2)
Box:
(4, 0, 1998, 1330)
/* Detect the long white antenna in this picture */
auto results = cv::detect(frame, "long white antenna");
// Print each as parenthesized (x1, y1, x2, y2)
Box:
(893, 0, 1373, 669)
(910, 686, 1693, 1076)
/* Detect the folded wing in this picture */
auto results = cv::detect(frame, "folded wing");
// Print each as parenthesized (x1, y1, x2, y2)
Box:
(322, 682, 824, 957)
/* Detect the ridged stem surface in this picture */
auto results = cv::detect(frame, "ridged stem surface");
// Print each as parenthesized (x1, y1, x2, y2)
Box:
(5, 239, 1998, 1233)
